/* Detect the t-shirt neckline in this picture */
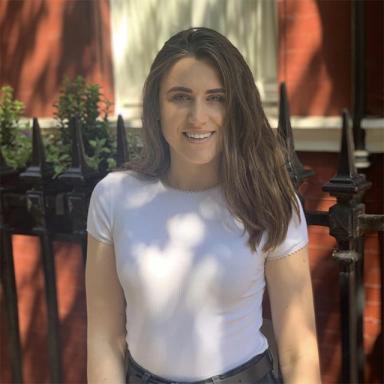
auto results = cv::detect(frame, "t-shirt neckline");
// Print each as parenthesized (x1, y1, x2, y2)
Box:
(159, 177, 221, 194)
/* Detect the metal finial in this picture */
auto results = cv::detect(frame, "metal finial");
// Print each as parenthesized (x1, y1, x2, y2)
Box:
(31, 118, 46, 166)
(71, 117, 89, 169)
(338, 110, 357, 178)
(277, 82, 292, 143)
(20, 118, 52, 181)
(58, 117, 97, 183)
(116, 114, 129, 166)
(323, 110, 371, 196)
(277, 82, 314, 188)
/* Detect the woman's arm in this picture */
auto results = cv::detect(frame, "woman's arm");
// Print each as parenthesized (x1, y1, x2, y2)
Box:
(265, 246, 321, 384)
(86, 234, 127, 383)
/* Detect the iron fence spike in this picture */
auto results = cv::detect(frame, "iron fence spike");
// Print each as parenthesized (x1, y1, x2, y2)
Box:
(31, 117, 46, 167)
(19, 118, 53, 181)
(116, 114, 129, 166)
(71, 117, 87, 168)
(323, 110, 371, 196)
(277, 82, 314, 188)
(338, 110, 357, 178)
(277, 82, 292, 143)
(58, 117, 98, 184)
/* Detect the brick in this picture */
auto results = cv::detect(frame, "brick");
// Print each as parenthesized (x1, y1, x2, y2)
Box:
(365, 286, 382, 305)
(278, 0, 352, 115)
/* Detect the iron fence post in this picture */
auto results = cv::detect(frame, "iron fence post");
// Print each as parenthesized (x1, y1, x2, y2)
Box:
(58, 118, 99, 265)
(0, 151, 23, 384)
(323, 110, 372, 383)
(19, 118, 62, 383)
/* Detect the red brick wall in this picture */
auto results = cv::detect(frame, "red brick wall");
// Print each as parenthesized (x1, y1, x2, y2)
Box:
(278, 0, 352, 115)
(279, 0, 383, 117)
(1, 0, 381, 119)
(0, 0, 114, 117)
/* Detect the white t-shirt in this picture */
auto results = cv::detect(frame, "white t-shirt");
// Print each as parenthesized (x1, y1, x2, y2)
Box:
(87, 170, 308, 381)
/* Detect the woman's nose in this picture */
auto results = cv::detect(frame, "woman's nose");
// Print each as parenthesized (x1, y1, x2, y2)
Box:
(188, 99, 207, 126)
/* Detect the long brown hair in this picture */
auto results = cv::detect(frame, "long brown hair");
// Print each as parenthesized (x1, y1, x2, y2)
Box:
(127, 27, 299, 252)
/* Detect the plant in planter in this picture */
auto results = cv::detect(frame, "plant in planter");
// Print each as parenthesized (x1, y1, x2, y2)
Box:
(47, 76, 116, 176)
(0, 86, 32, 169)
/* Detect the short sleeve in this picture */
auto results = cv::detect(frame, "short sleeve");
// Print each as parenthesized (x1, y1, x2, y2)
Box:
(265, 196, 308, 261)
(87, 176, 113, 245)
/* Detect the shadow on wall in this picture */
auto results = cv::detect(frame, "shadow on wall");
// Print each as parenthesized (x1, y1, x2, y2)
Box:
(0, 1, 48, 98)
(0, 0, 113, 117)
(278, 0, 351, 115)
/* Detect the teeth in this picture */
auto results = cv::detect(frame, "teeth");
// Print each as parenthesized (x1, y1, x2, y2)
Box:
(185, 132, 213, 139)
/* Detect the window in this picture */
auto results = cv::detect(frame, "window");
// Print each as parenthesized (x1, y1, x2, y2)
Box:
(109, 0, 278, 123)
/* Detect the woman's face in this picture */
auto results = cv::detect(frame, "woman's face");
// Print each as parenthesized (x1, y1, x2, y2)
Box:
(159, 57, 225, 169)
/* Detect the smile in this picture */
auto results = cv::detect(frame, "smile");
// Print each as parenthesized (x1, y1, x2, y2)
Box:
(183, 132, 215, 142)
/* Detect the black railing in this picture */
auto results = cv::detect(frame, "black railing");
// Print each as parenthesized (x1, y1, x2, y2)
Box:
(0, 84, 383, 383)
(0, 116, 129, 383)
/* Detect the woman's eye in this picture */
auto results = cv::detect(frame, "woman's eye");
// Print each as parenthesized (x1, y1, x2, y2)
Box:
(208, 94, 226, 103)
(171, 94, 191, 102)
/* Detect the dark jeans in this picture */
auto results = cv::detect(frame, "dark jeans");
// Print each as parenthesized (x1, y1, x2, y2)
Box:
(126, 350, 282, 384)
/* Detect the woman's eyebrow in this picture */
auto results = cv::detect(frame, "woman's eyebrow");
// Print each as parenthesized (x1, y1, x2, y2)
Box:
(206, 88, 225, 94)
(166, 86, 225, 94)
(166, 86, 192, 94)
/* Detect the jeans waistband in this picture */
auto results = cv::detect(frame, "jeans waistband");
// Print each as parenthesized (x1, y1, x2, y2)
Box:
(127, 350, 274, 384)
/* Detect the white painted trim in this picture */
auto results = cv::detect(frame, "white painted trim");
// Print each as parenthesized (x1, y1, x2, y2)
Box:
(268, 116, 341, 129)
(20, 116, 384, 153)
(269, 116, 384, 153)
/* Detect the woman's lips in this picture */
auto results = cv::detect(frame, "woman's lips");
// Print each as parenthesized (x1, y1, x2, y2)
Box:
(182, 131, 215, 143)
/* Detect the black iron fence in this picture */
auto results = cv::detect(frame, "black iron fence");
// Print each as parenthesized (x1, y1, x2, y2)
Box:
(1, 84, 383, 383)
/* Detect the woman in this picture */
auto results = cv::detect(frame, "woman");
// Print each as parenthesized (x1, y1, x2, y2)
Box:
(86, 27, 321, 384)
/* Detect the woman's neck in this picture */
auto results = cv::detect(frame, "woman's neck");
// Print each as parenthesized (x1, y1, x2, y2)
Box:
(164, 161, 220, 192)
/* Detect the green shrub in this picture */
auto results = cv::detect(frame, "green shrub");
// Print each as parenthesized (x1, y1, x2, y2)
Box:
(48, 76, 116, 176)
(0, 86, 31, 169)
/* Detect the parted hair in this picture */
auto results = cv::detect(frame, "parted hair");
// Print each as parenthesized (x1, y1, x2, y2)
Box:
(127, 27, 299, 252)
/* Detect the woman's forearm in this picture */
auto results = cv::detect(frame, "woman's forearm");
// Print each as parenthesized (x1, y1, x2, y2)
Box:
(86, 237, 127, 383)
(87, 337, 126, 384)
(278, 339, 321, 384)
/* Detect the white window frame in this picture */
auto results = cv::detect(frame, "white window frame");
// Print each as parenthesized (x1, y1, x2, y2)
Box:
(109, 0, 278, 123)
